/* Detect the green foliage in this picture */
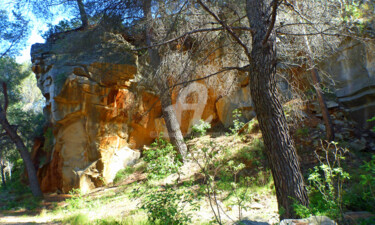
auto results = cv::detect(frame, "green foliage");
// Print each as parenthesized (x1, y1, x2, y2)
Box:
(191, 120, 211, 137)
(246, 119, 259, 134)
(342, 1, 375, 33)
(113, 166, 135, 184)
(294, 141, 349, 220)
(230, 109, 245, 134)
(0, 9, 29, 57)
(43, 127, 54, 153)
(63, 213, 90, 225)
(144, 134, 182, 180)
(190, 137, 269, 223)
(66, 188, 85, 210)
(296, 127, 309, 137)
(359, 155, 375, 208)
(141, 186, 198, 225)
(367, 116, 375, 132)
(42, 18, 82, 40)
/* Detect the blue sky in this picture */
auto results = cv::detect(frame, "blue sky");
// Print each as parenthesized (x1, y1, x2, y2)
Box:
(0, 0, 71, 63)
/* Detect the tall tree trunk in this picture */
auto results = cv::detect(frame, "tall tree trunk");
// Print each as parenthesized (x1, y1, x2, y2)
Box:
(1, 163, 6, 187)
(142, 0, 188, 161)
(0, 112, 43, 197)
(246, 0, 309, 218)
(77, 0, 89, 28)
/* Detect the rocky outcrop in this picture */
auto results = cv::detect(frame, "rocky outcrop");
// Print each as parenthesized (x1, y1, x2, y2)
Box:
(31, 27, 254, 193)
(322, 39, 375, 128)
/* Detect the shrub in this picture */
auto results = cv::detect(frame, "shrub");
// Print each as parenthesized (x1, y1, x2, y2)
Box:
(191, 120, 211, 137)
(230, 109, 245, 134)
(294, 141, 349, 221)
(141, 186, 197, 225)
(143, 135, 182, 180)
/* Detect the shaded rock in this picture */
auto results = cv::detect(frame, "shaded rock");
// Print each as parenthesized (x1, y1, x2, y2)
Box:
(326, 101, 339, 109)
(280, 216, 337, 225)
(344, 211, 375, 224)
(216, 86, 255, 128)
(321, 39, 375, 129)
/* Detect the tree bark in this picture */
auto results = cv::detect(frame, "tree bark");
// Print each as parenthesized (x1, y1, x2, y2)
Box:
(246, 0, 309, 218)
(77, 0, 89, 28)
(0, 111, 43, 197)
(1, 162, 6, 187)
(142, 0, 188, 161)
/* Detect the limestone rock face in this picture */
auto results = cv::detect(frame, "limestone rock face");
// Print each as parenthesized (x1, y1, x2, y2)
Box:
(31, 28, 143, 193)
(31, 28, 255, 193)
(322, 39, 375, 128)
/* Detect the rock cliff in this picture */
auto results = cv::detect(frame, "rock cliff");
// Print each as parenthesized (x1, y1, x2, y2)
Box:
(31, 27, 375, 194)
(322, 39, 375, 128)
(31, 27, 254, 193)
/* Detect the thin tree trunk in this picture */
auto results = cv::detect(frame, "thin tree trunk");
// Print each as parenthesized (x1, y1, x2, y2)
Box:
(142, 0, 188, 161)
(246, 0, 309, 218)
(1, 163, 5, 187)
(310, 66, 334, 141)
(299, 15, 335, 141)
(0, 113, 43, 197)
(160, 88, 188, 160)
(77, 0, 89, 28)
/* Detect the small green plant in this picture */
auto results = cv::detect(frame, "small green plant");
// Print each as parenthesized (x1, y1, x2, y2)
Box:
(141, 186, 198, 225)
(144, 134, 182, 180)
(367, 116, 375, 132)
(294, 141, 349, 221)
(226, 161, 253, 220)
(230, 109, 245, 135)
(360, 155, 375, 205)
(66, 188, 85, 210)
(191, 120, 211, 137)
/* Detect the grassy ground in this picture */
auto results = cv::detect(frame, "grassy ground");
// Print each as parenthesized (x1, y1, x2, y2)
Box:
(0, 133, 278, 225)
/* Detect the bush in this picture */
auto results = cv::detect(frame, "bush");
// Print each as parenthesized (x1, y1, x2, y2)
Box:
(141, 186, 197, 225)
(230, 109, 245, 134)
(294, 141, 349, 221)
(143, 135, 182, 180)
(191, 120, 211, 137)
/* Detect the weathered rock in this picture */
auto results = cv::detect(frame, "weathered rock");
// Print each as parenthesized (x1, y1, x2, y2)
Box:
(31, 27, 143, 193)
(280, 216, 337, 225)
(216, 86, 255, 128)
(321, 39, 375, 129)
(31, 27, 254, 193)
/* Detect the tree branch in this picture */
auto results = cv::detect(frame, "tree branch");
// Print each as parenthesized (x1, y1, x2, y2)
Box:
(133, 26, 253, 51)
(197, 0, 252, 60)
(262, 0, 278, 45)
